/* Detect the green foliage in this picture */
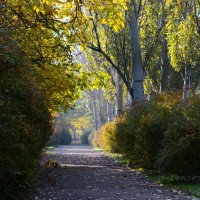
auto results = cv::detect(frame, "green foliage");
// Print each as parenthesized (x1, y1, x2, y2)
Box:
(166, 1, 200, 72)
(92, 92, 200, 176)
(80, 131, 91, 145)
(49, 129, 72, 145)
(59, 129, 72, 145)
(157, 95, 200, 175)
(0, 62, 53, 199)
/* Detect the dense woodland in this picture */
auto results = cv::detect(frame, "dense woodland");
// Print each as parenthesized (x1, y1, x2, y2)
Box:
(0, 0, 200, 199)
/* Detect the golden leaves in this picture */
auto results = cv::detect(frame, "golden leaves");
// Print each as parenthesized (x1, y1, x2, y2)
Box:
(66, 2, 72, 10)
(3, 0, 128, 111)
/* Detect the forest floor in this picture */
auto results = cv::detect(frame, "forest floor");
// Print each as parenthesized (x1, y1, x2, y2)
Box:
(31, 145, 199, 200)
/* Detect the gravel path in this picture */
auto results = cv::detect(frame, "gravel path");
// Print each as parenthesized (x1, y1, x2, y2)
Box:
(31, 145, 198, 200)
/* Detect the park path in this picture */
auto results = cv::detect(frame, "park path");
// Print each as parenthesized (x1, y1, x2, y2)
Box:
(31, 145, 198, 200)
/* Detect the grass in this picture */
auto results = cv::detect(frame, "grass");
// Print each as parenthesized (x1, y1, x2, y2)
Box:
(145, 172, 200, 198)
(93, 147, 104, 151)
(43, 145, 56, 153)
(173, 184, 200, 198)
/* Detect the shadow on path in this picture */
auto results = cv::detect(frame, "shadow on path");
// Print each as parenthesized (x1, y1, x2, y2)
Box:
(32, 145, 198, 200)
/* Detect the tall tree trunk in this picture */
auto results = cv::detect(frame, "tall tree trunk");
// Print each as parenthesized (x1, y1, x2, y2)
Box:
(107, 102, 115, 121)
(92, 100, 98, 130)
(160, 38, 170, 92)
(91, 90, 102, 130)
(107, 102, 112, 121)
(129, 1, 144, 102)
(182, 63, 191, 100)
(126, 89, 132, 107)
(73, 130, 77, 141)
(116, 72, 124, 114)
(160, 0, 170, 92)
(92, 100, 102, 130)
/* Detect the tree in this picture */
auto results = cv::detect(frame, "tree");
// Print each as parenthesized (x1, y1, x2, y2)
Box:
(2, 0, 94, 111)
(166, 0, 200, 99)
(128, 0, 144, 102)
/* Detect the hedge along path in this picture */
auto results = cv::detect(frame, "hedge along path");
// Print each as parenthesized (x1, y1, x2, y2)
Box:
(31, 145, 198, 200)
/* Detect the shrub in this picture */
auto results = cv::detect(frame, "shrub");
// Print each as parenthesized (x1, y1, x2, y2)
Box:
(127, 100, 171, 168)
(113, 114, 136, 160)
(80, 131, 90, 145)
(157, 95, 200, 175)
(92, 119, 122, 152)
(0, 63, 53, 199)
(59, 129, 72, 145)
(49, 129, 72, 145)
(92, 128, 104, 149)
(92, 92, 200, 176)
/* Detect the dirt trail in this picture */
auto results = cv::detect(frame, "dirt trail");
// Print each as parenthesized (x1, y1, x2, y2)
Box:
(31, 145, 198, 200)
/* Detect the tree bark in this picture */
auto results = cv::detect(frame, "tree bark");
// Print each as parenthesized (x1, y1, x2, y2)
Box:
(107, 102, 115, 121)
(116, 72, 124, 114)
(160, 0, 170, 92)
(160, 38, 170, 92)
(182, 63, 191, 100)
(92, 90, 102, 130)
(126, 90, 132, 107)
(129, 1, 144, 102)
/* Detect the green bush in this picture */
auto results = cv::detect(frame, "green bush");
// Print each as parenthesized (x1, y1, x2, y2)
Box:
(0, 62, 53, 199)
(59, 129, 72, 145)
(80, 131, 90, 145)
(126, 101, 170, 168)
(49, 129, 72, 145)
(92, 93, 200, 176)
(157, 95, 200, 175)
